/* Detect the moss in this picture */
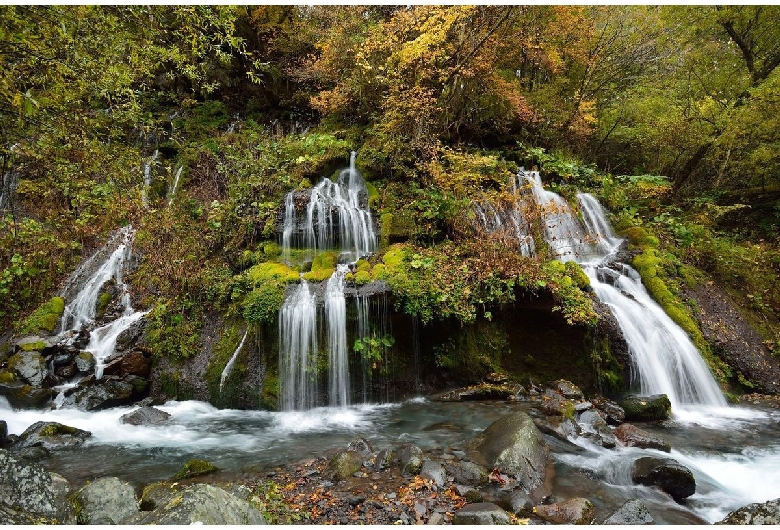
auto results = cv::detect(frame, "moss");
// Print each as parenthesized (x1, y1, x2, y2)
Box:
(19, 340, 47, 352)
(355, 259, 371, 273)
(382, 245, 407, 271)
(205, 322, 246, 404)
(564, 261, 590, 290)
(263, 241, 282, 259)
(39, 423, 78, 437)
(354, 270, 371, 285)
(246, 262, 299, 285)
(302, 251, 337, 282)
(96, 292, 112, 319)
(16, 296, 65, 335)
(302, 268, 333, 282)
(0, 370, 16, 383)
(260, 372, 280, 411)
(380, 213, 393, 248)
(365, 180, 379, 208)
(173, 458, 219, 480)
(621, 226, 659, 248)
(371, 263, 386, 281)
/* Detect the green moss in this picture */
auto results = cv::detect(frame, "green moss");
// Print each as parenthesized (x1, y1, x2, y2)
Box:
(564, 261, 590, 290)
(39, 423, 78, 437)
(302, 251, 337, 282)
(243, 283, 285, 323)
(365, 180, 379, 208)
(382, 245, 407, 271)
(96, 292, 112, 319)
(380, 213, 393, 248)
(263, 241, 281, 259)
(19, 340, 46, 352)
(0, 370, 16, 383)
(355, 259, 371, 273)
(621, 226, 659, 248)
(205, 323, 247, 405)
(246, 262, 299, 285)
(260, 372, 280, 411)
(173, 458, 219, 480)
(371, 263, 386, 281)
(16, 296, 65, 335)
(354, 270, 371, 285)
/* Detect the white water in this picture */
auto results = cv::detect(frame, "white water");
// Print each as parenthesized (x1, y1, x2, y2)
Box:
(281, 151, 377, 263)
(141, 149, 159, 207)
(220, 329, 248, 394)
(60, 225, 136, 333)
(325, 264, 350, 408)
(471, 199, 535, 257)
(86, 309, 148, 380)
(278, 279, 319, 411)
(167, 165, 183, 206)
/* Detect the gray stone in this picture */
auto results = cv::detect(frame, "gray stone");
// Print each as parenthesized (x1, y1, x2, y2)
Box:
(137, 483, 267, 524)
(74, 351, 96, 373)
(0, 449, 60, 517)
(0, 381, 52, 409)
(428, 511, 444, 525)
(534, 498, 595, 525)
(420, 460, 446, 487)
(471, 412, 549, 493)
(631, 457, 695, 502)
(592, 397, 626, 425)
(621, 394, 672, 421)
(578, 409, 616, 448)
(13, 421, 91, 451)
(72, 476, 138, 524)
(9, 351, 47, 387)
(324, 450, 363, 481)
(397, 443, 424, 476)
(0, 420, 6, 446)
(374, 448, 394, 471)
(604, 499, 655, 525)
(347, 437, 374, 457)
(452, 502, 511, 525)
(445, 460, 489, 486)
(508, 490, 534, 516)
(73, 379, 134, 410)
(15, 336, 53, 352)
(615, 423, 671, 452)
(120, 406, 171, 426)
(533, 415, 582, 442)
(717, 498, 780, 525)
(553, 379, 584, 400)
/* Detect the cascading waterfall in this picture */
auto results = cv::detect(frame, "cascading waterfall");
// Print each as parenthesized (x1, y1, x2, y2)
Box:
(86, 308, 148, 379)
(168, 165, 183, 206)
(220, 329, 248, 394)
(471, 198, 535, 257)
(279, 279, 319, 411)
(526, 171, 726, 410)
(325, 265, 350, 408)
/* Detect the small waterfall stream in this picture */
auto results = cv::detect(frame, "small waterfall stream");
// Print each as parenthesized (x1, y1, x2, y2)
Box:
(168, 165, 183, 206)
(220, 329, 248, 394)
(325, 265, 350, 407)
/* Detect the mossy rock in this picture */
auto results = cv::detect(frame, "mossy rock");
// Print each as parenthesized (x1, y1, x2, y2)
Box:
(354, 270, 371, 285)
(96, 292, 112, 319)
(173, 459, 219, 480)
(263, 241, 282, 259)
(564, 261, 590, 290)
(621, 394, 672, 421)
(16, 297, 65, 335)
(246, 262, 299, 285)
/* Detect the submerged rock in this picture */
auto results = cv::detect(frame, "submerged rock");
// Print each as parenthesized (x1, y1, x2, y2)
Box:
(615, 423, 671, 452)
(452, 502, 511, 525)
(71, 476, 138, 524)
(534, 497, 595, 525)
(631, 457, 695, 502)
(173, 459, 219, 480)
(621, 394, 672, 421)
(120, 406, 171, 426)
(471, 411, 549, 493)
(12, 421, 91, 452)
(717, 498, 780, 525)
(603, 499, 655, 525)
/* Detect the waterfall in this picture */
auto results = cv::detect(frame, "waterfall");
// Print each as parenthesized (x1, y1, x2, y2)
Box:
(325, 265, 350, 407)
(281, 151, 377, 262)
(60, 226, 136, 333)
(0, 170, 18, 211)
(526, 174, 726, 409)
(86, 309, 148, 379)
(355, 293, 371, 403)
(279, 280, 319, 411)
(168, 165, 183, 206)
(220, 329, 248, 394)
(141, 150, 159, 207)
(471, 199, 535, 257)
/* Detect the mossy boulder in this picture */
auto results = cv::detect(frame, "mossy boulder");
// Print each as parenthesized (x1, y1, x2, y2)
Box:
(135, 484, 266, 524)
(0, 381, 52, 409)
(173, 459, 219, 480)
(718, 498, 780, 525)
(621, 394, 672, 421)
(6, 351, 47, 387)
(13, 421, 91, 451)
(15, 297, 65, 335)
(15, 336, 52, 352)
(324, 450, 363, 481)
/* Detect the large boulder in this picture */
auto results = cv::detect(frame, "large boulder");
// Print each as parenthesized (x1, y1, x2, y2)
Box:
(452, 502, 511, 525)
(631, 457, 695, 502)
(540, 390, 575, 417)
(0, 381, 52, 409)
(135, 483, 266, 524)
(120, 406, 171, 426)
(717, 498, 780, 525)
(621, 394, 671, 421)
(603, 499, 655, 525)
(13, 421, 91, 452)
(471, 412, 549, 493)
(324, 450, 363, 481)
(120, 350, 151, 377)
(444, 460, 489, 487)
(72, 476, 138, 524)
(7, 351, 48, 387)
(615, 423, 670, 452)
(534, 497, 595, 525)
(73, 378, 134, 410)
(74, 351, 95, 373)
(0, 449, 70, 521)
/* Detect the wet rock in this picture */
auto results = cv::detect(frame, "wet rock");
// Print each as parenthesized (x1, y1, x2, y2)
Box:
(74, 351, 95, 373)
(552, 379, 584, 400)
(374, 448, 394, 472)
(631, 457, 695, 502)
(621, 394, 672, 421)
(73, 378, 134, 410)
(444, 460, 489, 487)
(591, 396, 626, 425)
(603, 499, 655, 525)
(471, 411, 549, 493)
(420, 460, 446, 487)
(136, 484, 267, 524)
(7, 351, 47, 387)
(484, 372, 509, 384)
(0, 381, 52, 409)
(508, 490, 534, 516)
(717, 497, 780, 525)
(535, 497, 594, 525)
(14, 336, 53, 353)
(120, 350, 151, 377)
(540, 389, 575, 417)
(533, 415, 582, 442)
(115, 319, 146, 352)
(397, 443, 424, 476)
(452, 502, 511, 525)
(52, 352, 74, 367)
(574, 401, 592, 412)
(324, 450, 363, 481)
(120, 406, 171, 426)
(0, 421, 6, 446)
(578, 409, 616, 448)
(71, 476, 138, 524)
(0, 449, 63, 518)
(347, 437, 374, 458)
(12, 421, 91, 452)
(55, 364, 76, 379)
(615, 423, 671, 452)
(174, 458, 219, 480)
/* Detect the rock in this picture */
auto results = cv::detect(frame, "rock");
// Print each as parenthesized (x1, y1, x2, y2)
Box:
(0, 449, 62, 518)
(73, 378, 134, 410)
(717, 498, 780, 525)
(120, 350, 151, 377)
(0, 420, 6, 446)
(578, 409, 616, 448)
(484, 372, 509, 384)
(534, 498, 595, 525)
(533, 415, 582, 442)
(615, 423, 671, 452)
(420, 460, 446, 487)
(574, 401, 593, 412)
(553, 379, 584, 400)
(324, 450, 363, 481)
(347, 437, 374, 458)
(374, 448, 394, 472)
(0, 381, 52, 409)
(13, 421, 91, 451)
(120, 406, 171, 426)
(55, 364, 76, 379)
(15, 336, 53, 353)
(540, 390, 575, 417)
(603, 499, 655, 525)
(74, 351, 95, 373)
(428, 511, 444, 525)
(508, 490, 534, 516)
(631, 457, 696, 502)
(444, 461, 489, 487)
(115, 319, 146, 352)
(397, 443, 424, 476)
(139, 482, 180, 512)
(452, 502, 511, 525)
(173, 459, 219, 480)
(72, 476, 138, 524)
(52, 353, 74, 367)
(460, 384, 515, 401)
(7, 351, 47, 387)
(138, 483, 266, 524)
(471, 412, 549, 493)
(621, 394, 672, 421)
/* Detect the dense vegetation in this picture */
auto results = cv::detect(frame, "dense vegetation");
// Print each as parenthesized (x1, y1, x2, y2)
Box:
(2, 6, 780, 391)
